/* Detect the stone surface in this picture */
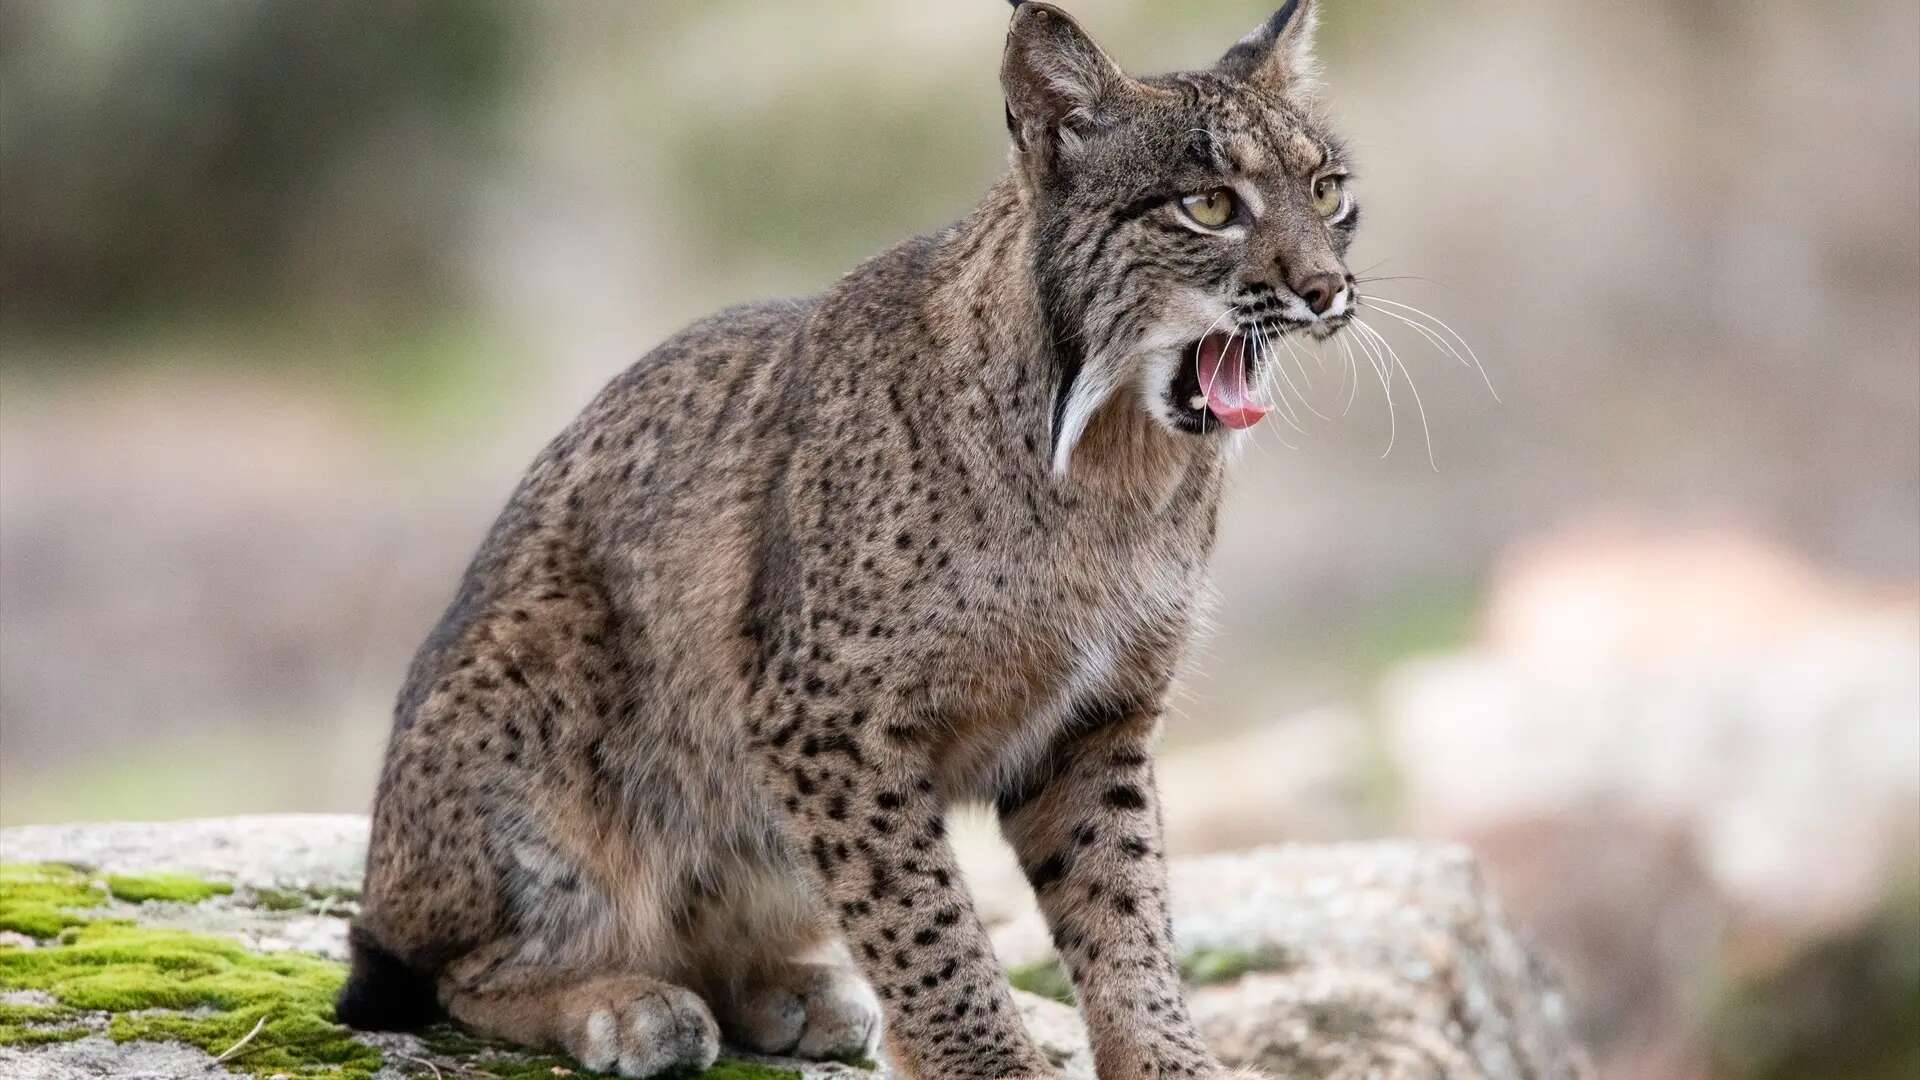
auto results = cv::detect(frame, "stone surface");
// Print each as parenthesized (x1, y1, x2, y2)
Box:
(995, 844, 1592, 1079)
(1, 817, 1590, 1079)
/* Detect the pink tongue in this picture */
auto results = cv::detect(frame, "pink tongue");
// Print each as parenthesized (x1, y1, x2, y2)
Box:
(1197, 334, 1268, 429)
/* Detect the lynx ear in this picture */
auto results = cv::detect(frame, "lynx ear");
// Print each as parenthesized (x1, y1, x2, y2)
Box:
(1001, 2, 1134, 160)
(1216, 0, 1321, 91)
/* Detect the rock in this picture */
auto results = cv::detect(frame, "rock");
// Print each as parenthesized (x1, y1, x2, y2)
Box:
(1, 817, 1589, 1079)
(0, 814, 368, 892)
(1383, 523, 1920, 1075)
(4, 1035, 247, 1080)
(994, 844, 1592, 1079)
(1387, 611, 1920, 934)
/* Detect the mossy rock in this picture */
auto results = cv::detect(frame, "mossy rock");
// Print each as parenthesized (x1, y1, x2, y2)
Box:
(105, 871, 235, 904)
(2, 815, 1605, 1078)
(0, 862, 108, 938)
(0, 910, 378, 1078)
(0, 863, 838, 1080)
(1007, 943, 1292, 1010)
(1008, 958, 1076, 1005)
(1180, 944, 1294, 987)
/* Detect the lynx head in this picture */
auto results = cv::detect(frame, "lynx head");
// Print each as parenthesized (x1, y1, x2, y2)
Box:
(1002, 1, 1359, 472)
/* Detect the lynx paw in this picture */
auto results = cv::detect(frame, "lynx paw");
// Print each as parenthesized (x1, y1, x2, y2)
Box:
(563, 981, 721, 1079)
(724, 963, 882, 1060)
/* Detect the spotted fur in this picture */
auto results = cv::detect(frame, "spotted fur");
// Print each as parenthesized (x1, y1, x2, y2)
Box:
(338, 4, 1359, 1078)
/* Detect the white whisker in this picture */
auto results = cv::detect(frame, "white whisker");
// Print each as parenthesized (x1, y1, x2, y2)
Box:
(1252, 323, 1310, 435)
(1277, 333, 1338, 421)
(1355, 317, 1436, 470)
(1345, 319, 1397, 457)
(1370, 304, 1466, 370)
(1312, 336, 1333, 376)
(1363, 296, 1499, 403)
(1252, 327, 1318, 425)
(1342, 319, 1396, 458)
(1284, 327, 1318, 394)
(1334, 332, 1361, 417)
(1246, 338, 1300, 452)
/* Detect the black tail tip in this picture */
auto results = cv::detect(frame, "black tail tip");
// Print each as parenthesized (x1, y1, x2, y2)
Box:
(334, 925, 445, 1032)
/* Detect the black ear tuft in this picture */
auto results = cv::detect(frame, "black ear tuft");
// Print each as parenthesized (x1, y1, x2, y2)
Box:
(1217, 0, 1320, 89)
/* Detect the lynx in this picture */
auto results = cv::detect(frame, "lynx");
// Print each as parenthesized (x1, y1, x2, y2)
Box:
(337, 4, 1361, 1078)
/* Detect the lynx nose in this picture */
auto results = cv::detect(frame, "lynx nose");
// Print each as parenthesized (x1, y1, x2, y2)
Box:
(1292, 271, 1345, 316)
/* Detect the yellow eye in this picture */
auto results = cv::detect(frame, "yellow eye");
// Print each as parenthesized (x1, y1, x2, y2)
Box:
(1179, 189, 1238, 229)
(1312, 174, 1346, 217)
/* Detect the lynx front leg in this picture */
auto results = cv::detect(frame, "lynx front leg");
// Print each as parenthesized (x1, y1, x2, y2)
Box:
(755, 715, 1052, 1080)
(996, 704, 1234, 1080)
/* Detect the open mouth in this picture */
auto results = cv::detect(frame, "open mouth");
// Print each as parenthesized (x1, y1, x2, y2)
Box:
(1169, 331, 1269, 431)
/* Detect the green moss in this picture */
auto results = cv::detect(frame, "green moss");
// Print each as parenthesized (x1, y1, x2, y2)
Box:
(1009, 944, 1290, 1006)
(1007, 959, 1075, 1005)
(484, 1056, 626, 1080)
(416, 1022, 495, 1059)
(0, 1001, 73, 1026)
(0, 864, 100, 902)
(243, 884, 358, 917)
(440, 1051, 797, 1080)
(0, 864, 821, 1080)
(0, 995, 90, 1049)
(701, 1060, 805, 1080)
(1179, 944, 1293, 986)
(1711, 886, 1920, 1080)
(417, 1022, 806, 1080)
(0, 1022, 89, 1046)
(0, 906, 90, 939)
(0, 863, 107, 937)
(248, 887, 313, 912)
(105, 872, 234, 904)
(0, 921, 377, 1079)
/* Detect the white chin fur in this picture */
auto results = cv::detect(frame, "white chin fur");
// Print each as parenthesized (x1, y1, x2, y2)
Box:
(1053, 307, 1230, 476)
(1051, 360, 1128, 477)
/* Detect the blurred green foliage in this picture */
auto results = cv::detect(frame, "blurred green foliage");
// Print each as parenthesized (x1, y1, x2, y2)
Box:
(1711, 887, 1920, 1080)
(0, 0, 515, 341)
(664, 82, 1003, 281)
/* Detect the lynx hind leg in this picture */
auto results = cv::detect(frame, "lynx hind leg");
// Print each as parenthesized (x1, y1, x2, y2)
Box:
(439, 947, 720, 1079)
(712, 961, 882, 1061)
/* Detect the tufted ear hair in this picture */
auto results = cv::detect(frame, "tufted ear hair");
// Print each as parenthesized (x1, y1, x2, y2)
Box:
(1216, 0, 1321, 91)
(1001, 2, 1136, 162)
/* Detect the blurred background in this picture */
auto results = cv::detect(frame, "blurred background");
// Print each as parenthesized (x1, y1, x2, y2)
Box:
(1, 1, 1915, 1076)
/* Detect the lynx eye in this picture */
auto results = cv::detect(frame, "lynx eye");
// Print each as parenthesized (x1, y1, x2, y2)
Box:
(1178, 189, 1238, 229)
(1311, 174, 1346, 217)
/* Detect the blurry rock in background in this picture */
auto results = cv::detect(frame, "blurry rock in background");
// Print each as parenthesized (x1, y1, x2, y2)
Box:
(1385, 523, 1920, 1079)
